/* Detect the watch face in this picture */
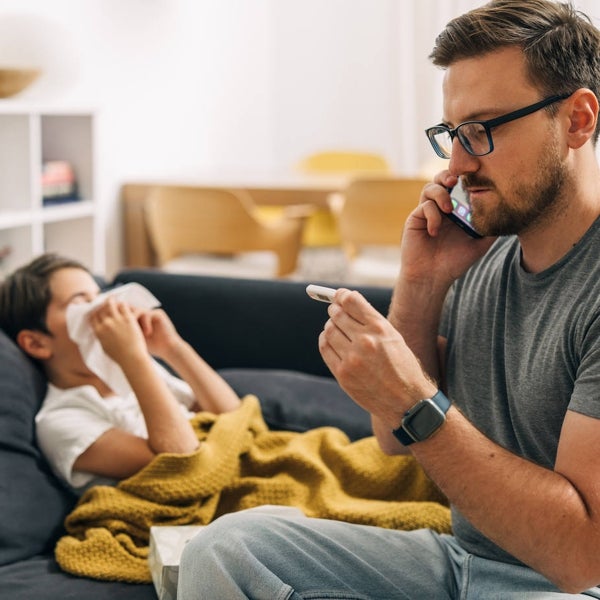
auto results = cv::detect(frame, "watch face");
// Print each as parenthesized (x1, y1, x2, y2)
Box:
(403, 399, 446, 441)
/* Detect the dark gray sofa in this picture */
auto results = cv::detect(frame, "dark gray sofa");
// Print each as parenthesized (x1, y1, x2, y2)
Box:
(0, 269, 392, 599)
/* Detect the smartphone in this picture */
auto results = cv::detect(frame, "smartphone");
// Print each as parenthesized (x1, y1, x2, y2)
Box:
(445, 179, 482, 239)
(306, 284, 337, 303)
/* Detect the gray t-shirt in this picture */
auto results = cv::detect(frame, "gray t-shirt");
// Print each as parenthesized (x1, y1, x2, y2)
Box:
(440, 216, 600, 564)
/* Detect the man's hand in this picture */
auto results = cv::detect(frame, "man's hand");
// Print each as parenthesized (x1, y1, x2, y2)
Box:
(399, 170, 495, 288)
(319, 288, 437, 427)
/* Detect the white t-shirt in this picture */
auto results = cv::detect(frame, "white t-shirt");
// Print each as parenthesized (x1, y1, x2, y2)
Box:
(35, 362, 196, 493)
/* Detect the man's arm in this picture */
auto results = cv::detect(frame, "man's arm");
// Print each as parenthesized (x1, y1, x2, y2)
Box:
(411, 404, 600, 593)
(370, 174, 493, 453)
(372, 334, 447, 455)
(320, 289, 600, 593)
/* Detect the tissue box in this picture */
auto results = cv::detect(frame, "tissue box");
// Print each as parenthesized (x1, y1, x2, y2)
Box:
(148, 525, 205, 600)
(148, 507, 305, 599)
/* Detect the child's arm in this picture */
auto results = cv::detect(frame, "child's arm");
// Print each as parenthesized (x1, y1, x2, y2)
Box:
(89, 298, 200, 455)
(137, 308, 241, 415)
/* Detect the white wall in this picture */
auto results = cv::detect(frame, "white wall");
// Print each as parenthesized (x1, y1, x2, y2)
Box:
(0, 0, 276, 275)
(0, 0, 598, 276)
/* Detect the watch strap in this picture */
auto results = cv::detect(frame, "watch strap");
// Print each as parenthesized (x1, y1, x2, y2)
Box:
(392, 390, 450, 446)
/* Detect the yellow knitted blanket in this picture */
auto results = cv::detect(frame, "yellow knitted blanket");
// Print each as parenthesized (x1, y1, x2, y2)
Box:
(56, 395, 450, 583)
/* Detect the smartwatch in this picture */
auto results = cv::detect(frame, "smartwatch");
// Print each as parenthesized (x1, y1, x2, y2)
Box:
(392, 390, 451, 446)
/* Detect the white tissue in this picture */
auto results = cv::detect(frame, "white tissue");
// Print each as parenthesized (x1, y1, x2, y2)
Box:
(66, 282, 160, 397)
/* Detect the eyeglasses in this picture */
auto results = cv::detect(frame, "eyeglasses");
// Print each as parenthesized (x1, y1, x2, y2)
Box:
(425, 93, 572, 159)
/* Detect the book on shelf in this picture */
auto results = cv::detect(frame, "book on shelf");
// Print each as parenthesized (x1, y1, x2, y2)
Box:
(41, 160, 80, 205)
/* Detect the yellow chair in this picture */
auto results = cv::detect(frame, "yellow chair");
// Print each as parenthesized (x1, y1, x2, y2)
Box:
(144, 186, 310, 279)
(330, 177, 427, 286)
(294, 150, 391, 247)
(298, 150, 390, 174)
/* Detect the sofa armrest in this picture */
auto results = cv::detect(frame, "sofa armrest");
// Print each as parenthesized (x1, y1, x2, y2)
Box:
(111, 270, 393, 377)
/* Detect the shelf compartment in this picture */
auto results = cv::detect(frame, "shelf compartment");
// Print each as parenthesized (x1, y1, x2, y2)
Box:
(40, 200, 95, 223)
(44, 216, 95, 269)
(0, 114, 34, 213)
(0, 208, 33, 230)
(42, 115, 94, 201)
(0, 225, 34, 275)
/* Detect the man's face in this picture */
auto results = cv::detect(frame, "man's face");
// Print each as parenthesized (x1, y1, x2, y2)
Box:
(442, 46, 570, 237)
(43, 267, 100, 371)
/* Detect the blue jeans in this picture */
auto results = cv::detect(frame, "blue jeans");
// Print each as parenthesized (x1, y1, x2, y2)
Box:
(177, 508, 600, 600)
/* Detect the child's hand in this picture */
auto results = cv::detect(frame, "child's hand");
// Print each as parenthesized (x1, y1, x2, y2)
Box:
(136, 308, 184, 360)
(89, 298, 148, 365)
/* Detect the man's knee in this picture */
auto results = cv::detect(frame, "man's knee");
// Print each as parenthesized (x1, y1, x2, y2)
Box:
(181, 511, 288, 568)
(179, 512, 302, 599)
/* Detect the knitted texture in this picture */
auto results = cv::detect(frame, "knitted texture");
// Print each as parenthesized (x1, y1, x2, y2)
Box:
(56, 396, 451, 582)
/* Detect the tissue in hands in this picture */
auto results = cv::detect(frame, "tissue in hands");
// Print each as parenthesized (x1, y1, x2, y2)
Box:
(66, 283, 160, 397)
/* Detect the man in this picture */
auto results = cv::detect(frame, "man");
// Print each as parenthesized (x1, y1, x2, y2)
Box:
(176, 1, 600, 598)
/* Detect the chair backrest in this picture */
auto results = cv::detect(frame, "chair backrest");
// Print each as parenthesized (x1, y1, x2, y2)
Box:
(336, 177, 427, 256)
(294, 151, 391, 248)
(298, 151, 390, 174)
(144, 185, 306, 276)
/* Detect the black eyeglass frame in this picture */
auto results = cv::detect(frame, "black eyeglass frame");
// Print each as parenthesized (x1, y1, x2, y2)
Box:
(425, 93, 572, 159)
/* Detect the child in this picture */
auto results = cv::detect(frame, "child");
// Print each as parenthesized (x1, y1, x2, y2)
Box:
(0, 253, 241, 494)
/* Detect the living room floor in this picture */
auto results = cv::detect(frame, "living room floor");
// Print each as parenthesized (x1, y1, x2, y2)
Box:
(291, 246, 399, 288)
(293, 246, 349, 284)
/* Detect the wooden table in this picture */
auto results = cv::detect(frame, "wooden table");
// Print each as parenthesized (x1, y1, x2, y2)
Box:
(121, 172, 350, 268)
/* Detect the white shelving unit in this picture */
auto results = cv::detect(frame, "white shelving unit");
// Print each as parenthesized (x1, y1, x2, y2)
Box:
(0, 104, 104, 276)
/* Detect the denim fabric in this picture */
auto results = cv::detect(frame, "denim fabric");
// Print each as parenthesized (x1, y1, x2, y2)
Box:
(177, 509, 600, 600)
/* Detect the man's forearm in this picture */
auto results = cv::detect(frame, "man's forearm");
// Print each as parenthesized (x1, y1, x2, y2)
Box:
(410, 407, 600, 593)
(388, 275, 448, 382)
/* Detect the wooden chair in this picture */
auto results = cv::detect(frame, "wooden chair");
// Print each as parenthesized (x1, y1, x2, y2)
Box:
(293, 150, 391, 247)
(298, 150, 390, 174)
(329, 177, 427, 286)
(144, 186, 311, 279)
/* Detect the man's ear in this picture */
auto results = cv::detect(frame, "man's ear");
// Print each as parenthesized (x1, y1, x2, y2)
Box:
(16, 329, 52, 361)
(566, 88, 599, 149)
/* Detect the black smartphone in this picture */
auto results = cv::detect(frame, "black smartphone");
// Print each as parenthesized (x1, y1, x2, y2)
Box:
(445, 179, 482, 239)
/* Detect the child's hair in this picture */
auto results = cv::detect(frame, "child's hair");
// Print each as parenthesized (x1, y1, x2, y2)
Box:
(0, 253, 90, 342)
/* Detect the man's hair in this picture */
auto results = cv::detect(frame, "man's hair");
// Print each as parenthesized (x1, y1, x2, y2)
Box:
(430, 0, 600, 143)
(0, 253, 89, 343)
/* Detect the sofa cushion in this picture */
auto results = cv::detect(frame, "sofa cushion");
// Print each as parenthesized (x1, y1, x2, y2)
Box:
(0, 556, 157, 600)
(0, 329, 75, 566)
(219, 368, 372, 441)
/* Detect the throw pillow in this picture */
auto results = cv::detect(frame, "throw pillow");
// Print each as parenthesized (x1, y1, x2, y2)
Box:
(0, 330, 74, 565)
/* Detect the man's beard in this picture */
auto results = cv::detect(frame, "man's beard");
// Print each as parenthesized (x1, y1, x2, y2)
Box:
(464, 143, 570, 237)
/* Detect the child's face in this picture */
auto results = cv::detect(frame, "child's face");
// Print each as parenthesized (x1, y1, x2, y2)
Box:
(44, 267, 100, 369)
